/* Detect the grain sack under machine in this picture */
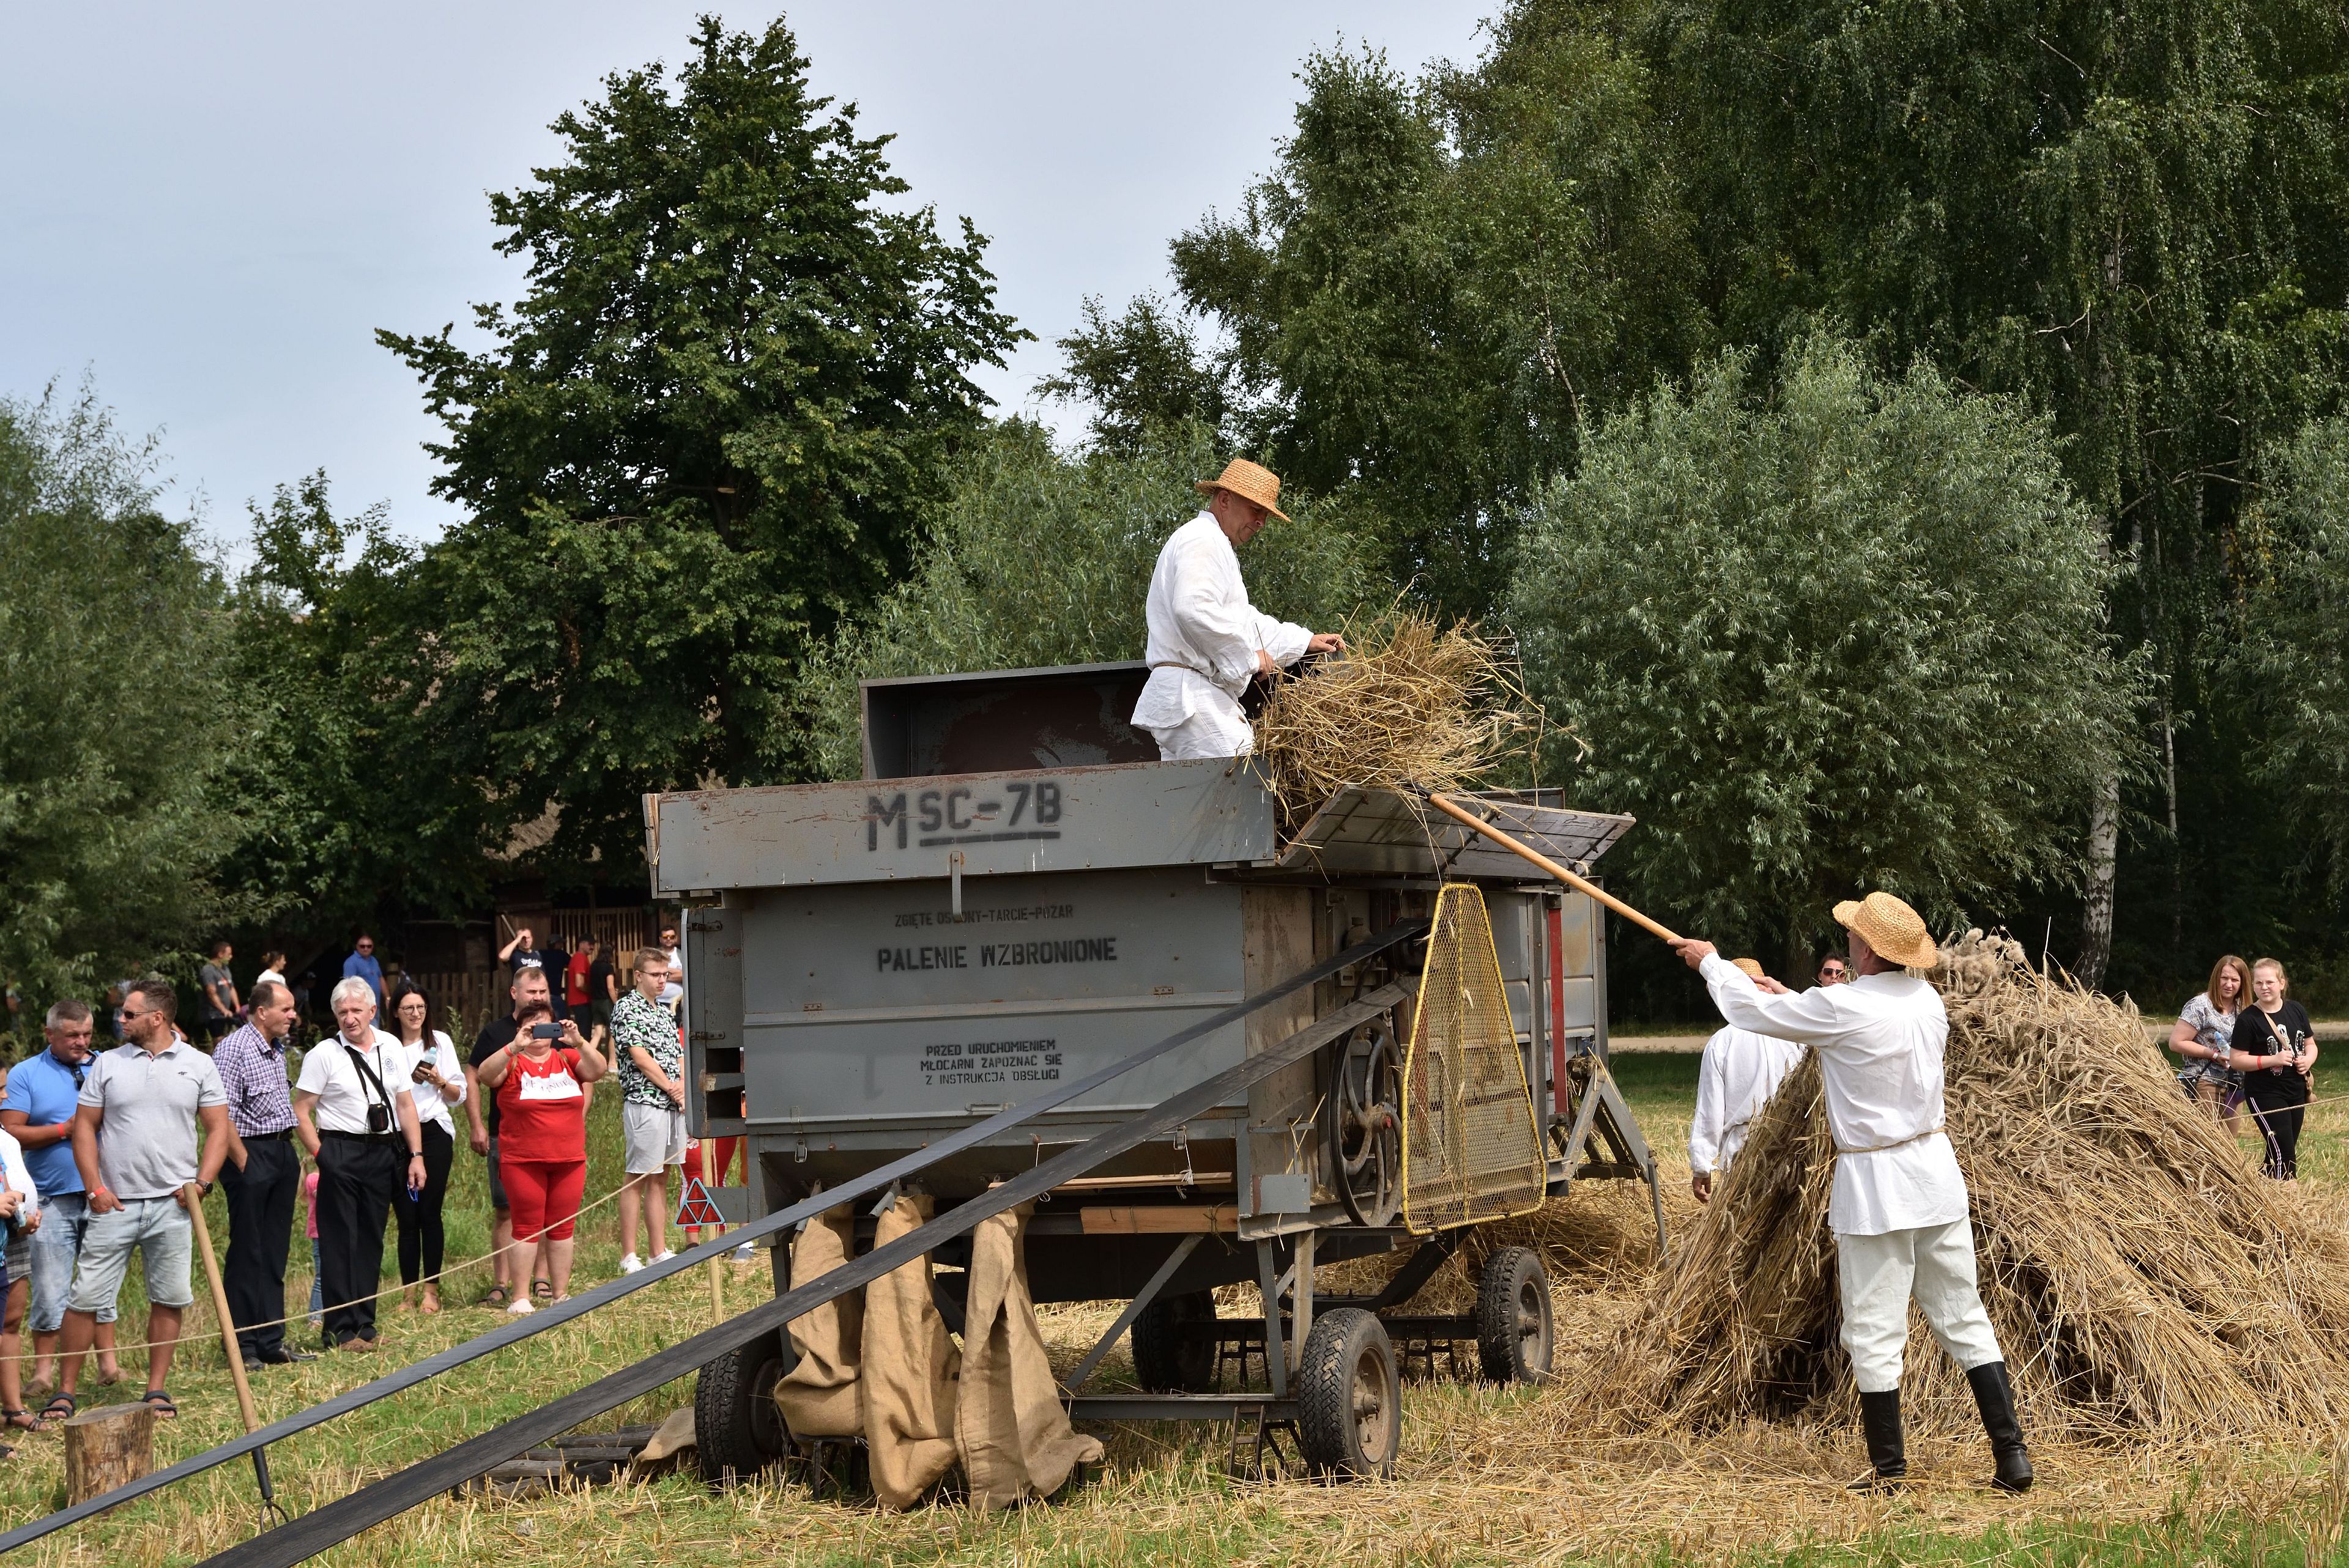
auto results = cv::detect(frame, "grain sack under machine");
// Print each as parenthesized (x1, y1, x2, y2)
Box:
(651, 661, 1663, 1486)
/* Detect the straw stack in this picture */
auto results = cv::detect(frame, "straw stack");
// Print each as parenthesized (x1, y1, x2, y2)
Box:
(1251, 608, 1539, 829)
(1570, 931, 2349, 1444)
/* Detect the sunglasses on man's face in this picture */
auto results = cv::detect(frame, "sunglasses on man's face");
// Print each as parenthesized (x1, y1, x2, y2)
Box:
(1820, 966, 1847, 979)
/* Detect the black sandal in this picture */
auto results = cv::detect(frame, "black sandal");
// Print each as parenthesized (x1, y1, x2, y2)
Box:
(1, 1408, 45, 1434)
(37, 1392, 74, 1424)
(141, 1390, 178, 1419)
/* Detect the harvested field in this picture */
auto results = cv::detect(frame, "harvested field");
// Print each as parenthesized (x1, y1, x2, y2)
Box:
(14, 1027, 2349, 1566)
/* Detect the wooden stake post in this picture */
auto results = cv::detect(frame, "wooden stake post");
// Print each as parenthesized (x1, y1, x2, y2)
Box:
(182, 1182, 282, 1513)
(182, 1184, 261, 1434)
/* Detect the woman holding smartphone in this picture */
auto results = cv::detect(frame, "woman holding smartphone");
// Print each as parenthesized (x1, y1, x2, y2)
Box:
(2230, 958, 2318, 1180)
(476, 1000, 606, 1311)
(390, 985, 465, 1312)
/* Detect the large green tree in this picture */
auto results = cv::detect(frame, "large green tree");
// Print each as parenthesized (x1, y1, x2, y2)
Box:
(1513, 338, 2146, 974)
(1123, 0, 2349, 993)
(0, 385, 250, 1004)
(1167, 29, 1701, 618)
(371, 16, 1023, 882)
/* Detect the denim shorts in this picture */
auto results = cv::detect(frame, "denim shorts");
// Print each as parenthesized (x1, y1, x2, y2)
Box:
(28, 1193, 116, 1333)
(67, 1196, 194, 1314)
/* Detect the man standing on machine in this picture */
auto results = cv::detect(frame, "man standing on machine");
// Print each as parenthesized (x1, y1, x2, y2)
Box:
(1130, 458, 1345, 760)
(1670, 893, 2032, 1493)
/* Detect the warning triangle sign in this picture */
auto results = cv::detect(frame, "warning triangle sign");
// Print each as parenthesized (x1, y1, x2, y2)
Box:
(674, 1176, 725, 1228)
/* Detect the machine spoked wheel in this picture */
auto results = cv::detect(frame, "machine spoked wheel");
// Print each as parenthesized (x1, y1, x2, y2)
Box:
(1475, 1246, 1554, 1385)
(1132, 1289, 1219, 1392)
(1324, 1016, 1403, 1227)
(696, 1328, 790, 1484)
(1296, 1307, 1401, 1479)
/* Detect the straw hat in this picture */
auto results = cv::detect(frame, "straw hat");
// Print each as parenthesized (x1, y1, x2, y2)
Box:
(1731, 958, 1765, 981)
(1195, 457, 1290, 522)
(1831, 892, 1940, 970)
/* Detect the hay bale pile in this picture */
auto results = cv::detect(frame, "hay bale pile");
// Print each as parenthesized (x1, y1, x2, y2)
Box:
(1252, 608, 1538, 829)
(1573, 931, 2349, 1443)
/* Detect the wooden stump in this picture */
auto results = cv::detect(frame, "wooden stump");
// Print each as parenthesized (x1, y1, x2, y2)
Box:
(63, 1402, 156, 1504)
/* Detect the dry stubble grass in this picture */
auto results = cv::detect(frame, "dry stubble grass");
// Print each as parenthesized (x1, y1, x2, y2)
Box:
(14, 1049, 2349, 1566)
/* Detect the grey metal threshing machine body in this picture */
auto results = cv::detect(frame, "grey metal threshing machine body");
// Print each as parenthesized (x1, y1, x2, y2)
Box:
(650, 660, 1662, 1473)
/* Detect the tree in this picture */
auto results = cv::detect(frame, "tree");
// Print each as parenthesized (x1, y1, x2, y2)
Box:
(1170, 0, 2349, 991)
(0, 384, 250, 1005)
(1512, 338, 2147, 972)
(1169, 29, 1702, 619)
(220, 475, 492, 934)
(1036, 295, 1233, 454)
(373, 16, 1023, 881)
(800, 422, 1374, 780)
(1646, 0, 2349, 986)
(2228, 418, 2349, 882)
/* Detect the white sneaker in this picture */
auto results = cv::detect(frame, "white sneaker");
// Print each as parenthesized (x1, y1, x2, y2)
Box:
(507, 1295, 536, 1315)
(648, 1249, 677, 1264)
(730, 1242, 755, 1263)
(618, 1253, 644, 1274)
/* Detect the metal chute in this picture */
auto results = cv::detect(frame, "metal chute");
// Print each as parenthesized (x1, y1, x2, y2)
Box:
(1400, 884, 1546, 1233)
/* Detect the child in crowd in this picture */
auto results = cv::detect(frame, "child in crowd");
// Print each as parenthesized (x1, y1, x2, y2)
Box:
(301, 1166, 324, 1331)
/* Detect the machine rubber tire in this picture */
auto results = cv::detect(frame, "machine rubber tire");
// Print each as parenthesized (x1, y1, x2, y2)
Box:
(1131, 1290, 1219, 1393)
(1296, 1307, 1400, 1479)
(1475, 1246, 1554, 1385)
(695, 1328, 790, 1485)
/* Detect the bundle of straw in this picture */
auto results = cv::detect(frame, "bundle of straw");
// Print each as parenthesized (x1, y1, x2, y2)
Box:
(1569, 931, 2349, 1444)
(1251, 608, 1538, 829)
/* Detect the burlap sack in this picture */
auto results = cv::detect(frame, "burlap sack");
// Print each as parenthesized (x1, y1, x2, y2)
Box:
(859, 1193, 961, 1508)
(956, 1202, 1103, 1508)
(772, 1204, 863, 1438)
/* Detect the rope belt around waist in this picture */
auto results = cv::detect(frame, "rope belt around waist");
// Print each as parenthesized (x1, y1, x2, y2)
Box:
(1835, 1124, 1946, 1157)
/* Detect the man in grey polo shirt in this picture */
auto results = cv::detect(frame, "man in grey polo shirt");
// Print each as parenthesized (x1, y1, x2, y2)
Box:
(53, 977, 238, 1418)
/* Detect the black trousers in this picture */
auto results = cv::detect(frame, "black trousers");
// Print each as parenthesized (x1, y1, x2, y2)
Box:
(219, 1136, 299, 1358)
(2246, 1079, 2309, 1180)
(315, 1134, 400, 1344)
(394, 1122, 455, 1285)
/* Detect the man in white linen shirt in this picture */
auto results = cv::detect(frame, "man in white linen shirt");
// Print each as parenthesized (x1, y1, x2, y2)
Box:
(1130, 458, 1345, 760)
(1687, 958, 1805, 1202)
(294, 978, 426, 1351)
(1671, 892, 2031, 1494)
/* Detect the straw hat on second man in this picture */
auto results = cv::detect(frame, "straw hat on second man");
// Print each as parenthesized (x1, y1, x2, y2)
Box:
(1833, 892, 1940, 970)
(1194, 457, 1289, 522)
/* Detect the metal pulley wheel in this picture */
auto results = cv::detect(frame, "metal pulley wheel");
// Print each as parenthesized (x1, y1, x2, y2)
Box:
(1323, 1013, 1403, 1227)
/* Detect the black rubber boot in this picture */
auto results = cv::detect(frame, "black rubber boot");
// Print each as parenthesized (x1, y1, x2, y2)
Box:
(1966, 1361, 2033, 1493)
(1851, 1389, 1906, 1491)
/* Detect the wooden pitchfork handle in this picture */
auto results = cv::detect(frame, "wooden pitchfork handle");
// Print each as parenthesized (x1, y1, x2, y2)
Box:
(181, 1182, 262, 1435)
(1425, 793, 1683, 944)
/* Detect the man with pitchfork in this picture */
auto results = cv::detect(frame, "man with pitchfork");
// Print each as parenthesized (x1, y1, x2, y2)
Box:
(1672, 892, 2032, 1494)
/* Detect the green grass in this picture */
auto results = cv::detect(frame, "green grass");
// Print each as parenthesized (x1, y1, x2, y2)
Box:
(10, 1049, 2349, 1566)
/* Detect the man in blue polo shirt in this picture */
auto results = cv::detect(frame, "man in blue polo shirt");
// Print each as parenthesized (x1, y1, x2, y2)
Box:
(343, 934, 385, 1013)
(0, 1000, 120, 1396)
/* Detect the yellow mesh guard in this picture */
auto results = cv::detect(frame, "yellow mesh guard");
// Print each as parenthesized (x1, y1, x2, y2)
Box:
(1400, 884, 1546, 1235)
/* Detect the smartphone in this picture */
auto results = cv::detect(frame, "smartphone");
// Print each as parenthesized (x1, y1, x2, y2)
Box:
(530, 1023, 562, 1040)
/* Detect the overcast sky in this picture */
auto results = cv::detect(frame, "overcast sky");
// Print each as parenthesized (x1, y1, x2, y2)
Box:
(2, 2, 1489, 544)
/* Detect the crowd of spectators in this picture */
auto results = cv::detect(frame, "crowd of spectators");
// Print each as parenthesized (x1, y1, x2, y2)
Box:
(0, 926, 703, 1442)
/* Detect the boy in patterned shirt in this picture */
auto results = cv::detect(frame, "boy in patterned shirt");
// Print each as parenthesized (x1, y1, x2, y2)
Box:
(612, 948, 686, 1274)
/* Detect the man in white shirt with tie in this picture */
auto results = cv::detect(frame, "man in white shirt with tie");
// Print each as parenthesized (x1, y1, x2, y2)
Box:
(1687, 958, 1806, 1202)
(1672, 892, 2030, 1494)
(1130, 459, 1345, 760)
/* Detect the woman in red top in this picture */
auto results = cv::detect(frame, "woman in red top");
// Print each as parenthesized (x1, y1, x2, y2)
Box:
(477, 1002, 607, 1311)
